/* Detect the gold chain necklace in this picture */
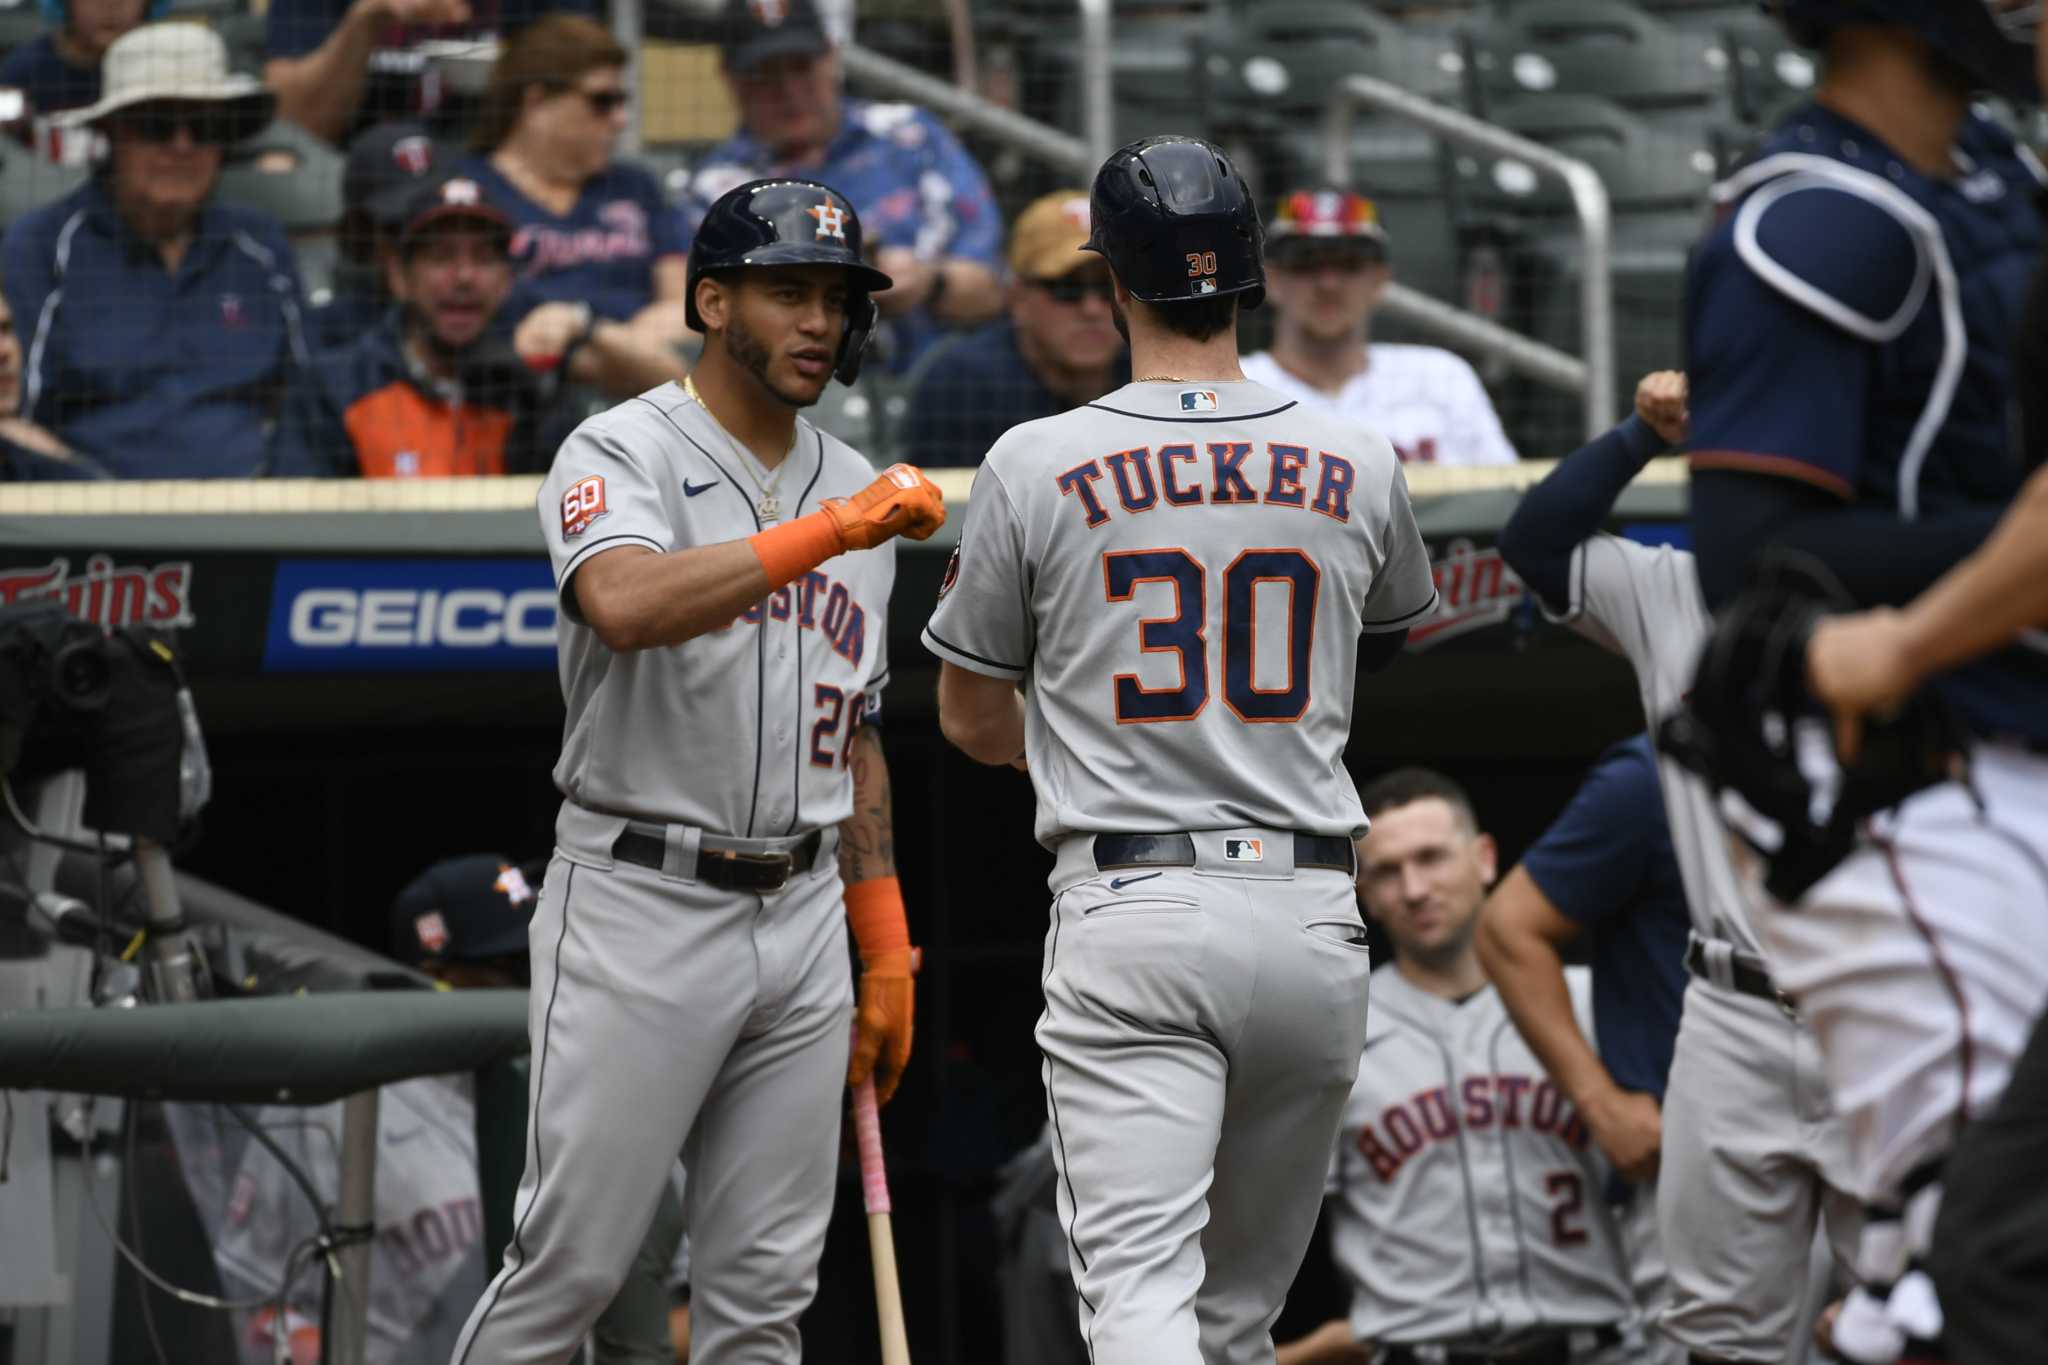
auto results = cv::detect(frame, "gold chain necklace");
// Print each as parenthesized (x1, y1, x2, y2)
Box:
(684, 375, 790, 523)
(1134, 375, 1189, 383)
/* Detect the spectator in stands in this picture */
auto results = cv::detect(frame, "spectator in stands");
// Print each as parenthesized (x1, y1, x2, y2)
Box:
(276, 174, 684, 478)
(0, 277, 101, 479)
(0, 0, 156, 121)
(906, 188, 1126, 467)
(1242, 188, 1518, 466)
(311, 120, 456, 352)
(263, 0, 592, 146)
(461, 13, 686, 349)
(1, 24, 305, 480)
(676, 0, 1002, 369)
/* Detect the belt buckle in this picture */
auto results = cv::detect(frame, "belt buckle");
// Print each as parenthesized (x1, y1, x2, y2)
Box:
(708, 848, 794, 892)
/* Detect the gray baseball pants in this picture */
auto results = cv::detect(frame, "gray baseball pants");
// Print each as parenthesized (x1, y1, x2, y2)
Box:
(1036, 832, 1374, 1365)
(449, 805, 852, 1365)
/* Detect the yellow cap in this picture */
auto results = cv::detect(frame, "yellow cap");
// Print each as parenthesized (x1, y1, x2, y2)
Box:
(1008, 190, 1096, 280)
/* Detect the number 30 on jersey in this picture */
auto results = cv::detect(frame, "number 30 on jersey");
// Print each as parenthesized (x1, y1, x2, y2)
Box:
(1104, 547, 1318, 724)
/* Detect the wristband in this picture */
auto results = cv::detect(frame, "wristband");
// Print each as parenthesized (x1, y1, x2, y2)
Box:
(750, 510, 842, 591)
(845, 875, 910, 963)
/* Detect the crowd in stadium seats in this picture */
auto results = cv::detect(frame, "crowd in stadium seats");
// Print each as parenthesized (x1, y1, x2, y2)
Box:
(0, 0, 1846, 483)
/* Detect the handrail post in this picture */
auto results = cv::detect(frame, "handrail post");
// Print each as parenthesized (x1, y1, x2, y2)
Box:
(1324, 74, 1616, 436)
(610, 0, 643, 158)
(1076, 0, 1114, 167)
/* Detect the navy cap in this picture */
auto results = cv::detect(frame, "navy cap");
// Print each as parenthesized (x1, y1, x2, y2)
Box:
(721, 0, 831, 73)
(390, 853, 539, 966)
(346, 122, 456, 228)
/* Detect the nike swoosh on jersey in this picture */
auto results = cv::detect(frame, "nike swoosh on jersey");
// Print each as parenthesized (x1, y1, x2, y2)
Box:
(1107, 872, 1163, 890)
(684, 479, 720, 496)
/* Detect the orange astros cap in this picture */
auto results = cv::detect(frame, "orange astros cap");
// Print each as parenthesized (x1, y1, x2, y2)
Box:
(1008, 190, 1097, 280)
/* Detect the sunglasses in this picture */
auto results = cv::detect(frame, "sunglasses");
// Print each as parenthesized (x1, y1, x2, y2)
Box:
(1033, 276, 1114, 304)
(565, 86, 629, 116)
(112, 103, 236, 146)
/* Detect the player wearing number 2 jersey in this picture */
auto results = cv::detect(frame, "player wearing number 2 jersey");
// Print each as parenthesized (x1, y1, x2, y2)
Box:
(1277, 770, 1635, 1365)
(928, 135, 1436, 1365)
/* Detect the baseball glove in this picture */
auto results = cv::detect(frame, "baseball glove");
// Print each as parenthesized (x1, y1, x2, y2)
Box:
(1656, 550, 1966, 903)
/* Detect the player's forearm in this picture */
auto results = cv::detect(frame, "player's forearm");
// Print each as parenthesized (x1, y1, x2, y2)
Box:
(1476, 876, 1617, 1111)
(1689, 469, 2002, 611)
(936, 664, 1025, 765)
(1498, 415, 1662, 611)
(262, 1, 381, 143)
(1894, 463, 2048, 681)
(1275, 1320, 1373, 1365)
(572, 542, 774, 651)
(838, 726, 897, 883)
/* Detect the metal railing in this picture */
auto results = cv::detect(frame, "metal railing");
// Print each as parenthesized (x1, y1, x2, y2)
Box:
(838, 43, 1097, 172)
(1324, 73, 1616, 436)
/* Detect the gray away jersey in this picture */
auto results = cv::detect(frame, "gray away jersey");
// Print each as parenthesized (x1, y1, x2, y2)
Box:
(1328, 967, 1633, 1347)
(1547, 536, 1766, 957)
(540, 384, 894, 836)
(923, 379, 1437, 845)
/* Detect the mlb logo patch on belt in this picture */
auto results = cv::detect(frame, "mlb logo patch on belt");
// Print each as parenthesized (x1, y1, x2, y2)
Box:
(1223, 837, 1264, 863)
(1181, 389, 1219, 412)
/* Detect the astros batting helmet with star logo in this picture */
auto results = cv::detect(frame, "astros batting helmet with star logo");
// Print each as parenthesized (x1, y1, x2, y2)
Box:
(685, 178, 895, 383)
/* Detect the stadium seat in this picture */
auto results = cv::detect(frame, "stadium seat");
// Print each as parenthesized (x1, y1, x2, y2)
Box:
(0, 150, 84, 231)
(218, 118, 344, 233)
(1720, 12, 1819, 124)
(1457, 94, 1716, 214)
(1468, 0, 1732, 119)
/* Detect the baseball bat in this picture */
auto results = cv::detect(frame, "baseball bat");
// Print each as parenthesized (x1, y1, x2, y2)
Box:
(852, 1077, 911, 1365)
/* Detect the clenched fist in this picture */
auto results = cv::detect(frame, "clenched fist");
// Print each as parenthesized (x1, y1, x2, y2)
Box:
(1634, 370, 1689, 447)
(824, 463, 945, 552)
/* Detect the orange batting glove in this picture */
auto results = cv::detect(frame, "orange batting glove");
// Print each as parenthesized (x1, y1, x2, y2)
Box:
(846, 876, 917, 1106)
(824, 464, 946, 552)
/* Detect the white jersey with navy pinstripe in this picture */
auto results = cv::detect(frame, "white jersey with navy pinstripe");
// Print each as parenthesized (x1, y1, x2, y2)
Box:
(1545, 536, 1766, 957)
(1328, 966, 1634, 1348)
(922, 378, 1437, 846)
(539, 383, 893, 836)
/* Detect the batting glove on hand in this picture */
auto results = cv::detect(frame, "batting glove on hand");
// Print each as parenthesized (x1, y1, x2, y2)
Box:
(849, 946, 917, 1107)
(824, 464, 945, 552)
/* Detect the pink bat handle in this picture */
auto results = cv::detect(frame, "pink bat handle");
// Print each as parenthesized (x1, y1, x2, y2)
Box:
(852, 1077, 892, 1215)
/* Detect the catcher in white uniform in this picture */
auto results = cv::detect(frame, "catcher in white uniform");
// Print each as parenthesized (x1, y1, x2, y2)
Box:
(1277, 768, 1636, 1365)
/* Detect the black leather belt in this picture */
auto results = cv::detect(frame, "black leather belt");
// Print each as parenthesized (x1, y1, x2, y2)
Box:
(1092, 831, 1355, 875)
(612, 827, 821, 892)
(1379, 1325, 1621, 1365)
(1685, 938, 1796, 1015)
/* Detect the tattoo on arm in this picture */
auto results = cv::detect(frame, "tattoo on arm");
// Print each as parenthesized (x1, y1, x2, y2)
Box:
(838, 726, 897, 884)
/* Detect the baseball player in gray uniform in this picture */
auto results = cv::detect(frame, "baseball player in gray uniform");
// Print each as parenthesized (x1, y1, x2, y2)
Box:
(927, 134, 1438, 1365)
(1278, 768, 1635, 1365)
(1497, 373, 1858, 1364)
(448, 179, 945, 1365)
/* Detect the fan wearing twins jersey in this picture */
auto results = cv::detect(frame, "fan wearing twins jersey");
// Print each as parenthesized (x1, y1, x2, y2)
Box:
(1499, 373, 1861, 1365)
(448, 178, 943, 1365)
(1276, 770, 1635, 1365)
(929, 135, 1438, 1365)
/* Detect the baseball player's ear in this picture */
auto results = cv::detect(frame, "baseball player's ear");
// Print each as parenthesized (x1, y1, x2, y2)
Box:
(1473, 832, 1499, 886)
(696, 276, 727, 332)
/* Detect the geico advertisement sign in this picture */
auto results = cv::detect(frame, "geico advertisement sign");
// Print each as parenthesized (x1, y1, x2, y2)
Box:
(264, 559, 558, 671)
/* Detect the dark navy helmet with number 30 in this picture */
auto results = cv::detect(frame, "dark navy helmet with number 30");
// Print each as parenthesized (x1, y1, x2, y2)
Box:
(1764, 0, 2040, 102)
(685, 178, 895, 384)
(1083, 134, 1265, 309)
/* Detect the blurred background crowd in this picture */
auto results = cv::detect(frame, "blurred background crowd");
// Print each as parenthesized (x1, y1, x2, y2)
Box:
(0, 0, 2010, 484)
